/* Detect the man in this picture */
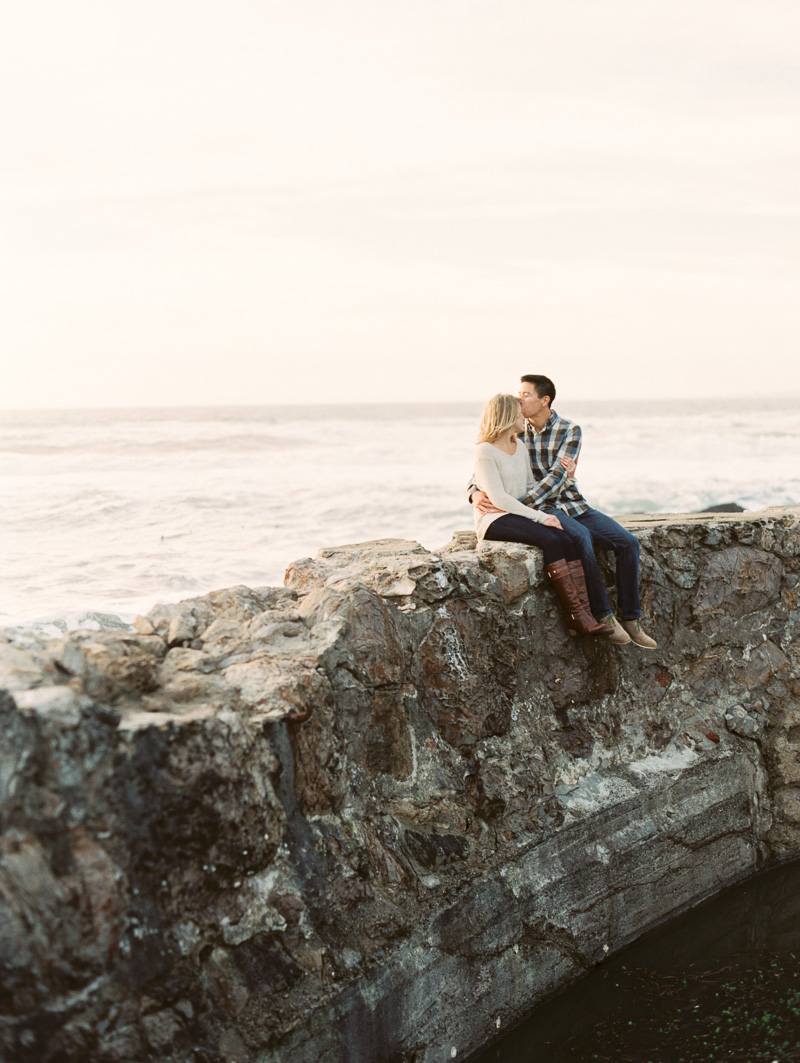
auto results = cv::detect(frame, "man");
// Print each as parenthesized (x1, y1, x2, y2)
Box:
(470, 374, 656, 647)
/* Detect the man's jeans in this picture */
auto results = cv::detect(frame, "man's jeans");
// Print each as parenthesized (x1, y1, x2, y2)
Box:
(545, 506, 641, 620)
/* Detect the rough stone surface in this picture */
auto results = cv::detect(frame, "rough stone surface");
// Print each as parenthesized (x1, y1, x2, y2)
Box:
(0, 509, 799, 1063)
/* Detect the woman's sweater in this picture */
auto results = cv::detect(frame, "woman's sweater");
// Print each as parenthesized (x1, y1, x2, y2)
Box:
(473, 439, 548, 540)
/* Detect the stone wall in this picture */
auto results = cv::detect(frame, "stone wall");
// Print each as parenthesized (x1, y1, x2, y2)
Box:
(1, 508, 799, 1063)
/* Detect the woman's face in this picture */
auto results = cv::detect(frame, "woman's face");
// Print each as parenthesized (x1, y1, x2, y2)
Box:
(514, 406, 525, 434)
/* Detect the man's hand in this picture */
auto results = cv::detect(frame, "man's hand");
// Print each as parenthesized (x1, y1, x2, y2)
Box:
(560, 455, 577, 477)
(543, 515, 563, 530)
(471, 490, 503, 516)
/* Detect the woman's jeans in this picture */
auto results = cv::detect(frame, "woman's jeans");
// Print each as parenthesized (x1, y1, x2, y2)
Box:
(544, 507, 642, 620)
(482, 514, 579, 566)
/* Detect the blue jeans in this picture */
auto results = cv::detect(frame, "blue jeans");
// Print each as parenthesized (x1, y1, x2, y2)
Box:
(545, 506, 641, 620)
(483, 514, 579, 566)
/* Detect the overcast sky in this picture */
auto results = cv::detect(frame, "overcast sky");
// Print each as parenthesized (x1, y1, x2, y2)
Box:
(2, 0, 799, 408)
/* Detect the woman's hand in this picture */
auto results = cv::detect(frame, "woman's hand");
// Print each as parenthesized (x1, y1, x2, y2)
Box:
(560, 455, 577, 477)
(543, 515, 563, 530)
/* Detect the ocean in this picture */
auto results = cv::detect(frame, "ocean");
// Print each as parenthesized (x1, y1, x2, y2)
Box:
(2, 397, 799, 635)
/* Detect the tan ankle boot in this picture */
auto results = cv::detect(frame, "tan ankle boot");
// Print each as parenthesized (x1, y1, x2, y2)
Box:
(600, 614, 632, 644)
(621, 619, 657, 648)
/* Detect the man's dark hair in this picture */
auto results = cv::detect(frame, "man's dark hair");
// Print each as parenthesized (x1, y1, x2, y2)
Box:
(520, 374, 556, 406)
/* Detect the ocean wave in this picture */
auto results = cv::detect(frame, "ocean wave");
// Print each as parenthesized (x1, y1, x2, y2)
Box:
(3, 398, 799, 628)
(0, 433, 313, 459)
(2, 610, 136, 640)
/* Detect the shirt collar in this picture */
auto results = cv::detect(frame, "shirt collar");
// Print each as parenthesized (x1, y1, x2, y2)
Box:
(526, 409, 557, 436)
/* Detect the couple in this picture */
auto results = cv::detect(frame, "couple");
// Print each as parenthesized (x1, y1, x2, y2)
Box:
(470, 374, 656, 648)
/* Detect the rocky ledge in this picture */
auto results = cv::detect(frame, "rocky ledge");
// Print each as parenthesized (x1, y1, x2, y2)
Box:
(1, 508, 800, 1063)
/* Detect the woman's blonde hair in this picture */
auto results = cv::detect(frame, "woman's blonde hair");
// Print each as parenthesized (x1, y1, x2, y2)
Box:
(477, 393, 521, 444)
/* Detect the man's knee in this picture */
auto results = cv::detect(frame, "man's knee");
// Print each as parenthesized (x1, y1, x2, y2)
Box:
(562, 515, 595, 552)
(620, 529, 640, 557)
(600, 519, 639, 557)
(572, 525, 598, 559)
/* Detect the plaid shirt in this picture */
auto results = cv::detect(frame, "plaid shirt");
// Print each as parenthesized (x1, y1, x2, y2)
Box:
(520, 408, 590, 517)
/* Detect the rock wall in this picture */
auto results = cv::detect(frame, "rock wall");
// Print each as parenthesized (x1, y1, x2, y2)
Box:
(1, 507, 799, 1063)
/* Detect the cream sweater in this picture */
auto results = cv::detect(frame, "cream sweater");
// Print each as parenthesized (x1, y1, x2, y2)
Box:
(473, 440, 548, 540)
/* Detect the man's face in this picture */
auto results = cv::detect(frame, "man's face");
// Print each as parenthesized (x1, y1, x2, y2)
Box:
(517, 382, 550, 420)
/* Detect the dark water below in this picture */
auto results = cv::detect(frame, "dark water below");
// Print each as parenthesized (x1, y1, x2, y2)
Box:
(472, 860, 800, 1063)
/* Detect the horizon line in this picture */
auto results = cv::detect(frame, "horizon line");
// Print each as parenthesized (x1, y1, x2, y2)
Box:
(1, 392, 799, 416)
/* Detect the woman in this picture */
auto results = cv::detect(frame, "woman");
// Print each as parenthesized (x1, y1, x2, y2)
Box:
(474, 394, 608, 637)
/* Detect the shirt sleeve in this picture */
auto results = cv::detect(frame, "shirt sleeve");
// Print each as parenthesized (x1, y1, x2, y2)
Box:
(475, 450, 548, 523)
(520, 424, 582, 508)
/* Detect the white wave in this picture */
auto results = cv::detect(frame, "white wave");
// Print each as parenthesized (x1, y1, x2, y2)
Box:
(1, 397, 798, 629)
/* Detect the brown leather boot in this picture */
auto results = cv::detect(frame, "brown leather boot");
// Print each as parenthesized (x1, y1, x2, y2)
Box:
(547, 560, 611, 637)
(566, 560, 613, 637)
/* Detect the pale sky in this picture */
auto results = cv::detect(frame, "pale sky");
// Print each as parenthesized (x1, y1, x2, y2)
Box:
(2, 0, 799, 408)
